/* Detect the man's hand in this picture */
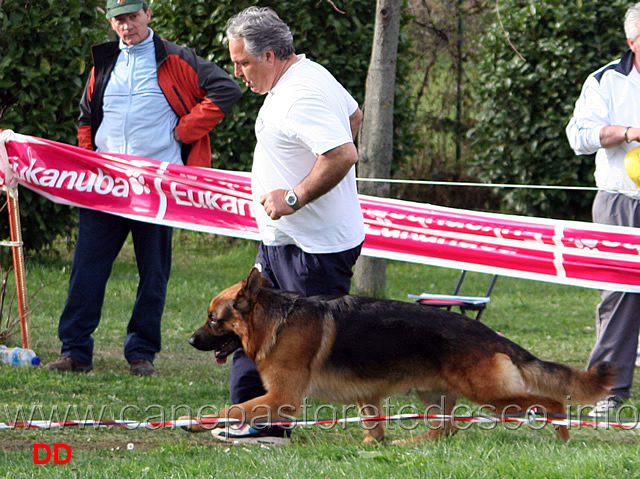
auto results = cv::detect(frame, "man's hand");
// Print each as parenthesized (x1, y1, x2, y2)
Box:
(260, 189, 293, 220)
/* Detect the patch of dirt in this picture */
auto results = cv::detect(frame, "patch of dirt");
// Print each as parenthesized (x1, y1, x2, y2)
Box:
(0, 432, 218, 452)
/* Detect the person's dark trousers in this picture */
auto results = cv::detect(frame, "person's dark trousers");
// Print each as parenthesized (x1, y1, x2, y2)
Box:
(588, 191, 640, 402)
(229, 242, 362, 432)
(58, 208, 172, 365)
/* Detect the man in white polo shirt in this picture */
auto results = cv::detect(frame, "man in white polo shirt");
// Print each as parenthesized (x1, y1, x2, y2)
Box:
(219, 6, 365, 443)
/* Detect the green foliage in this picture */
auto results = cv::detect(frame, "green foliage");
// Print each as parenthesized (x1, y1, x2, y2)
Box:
(470, 0, 628, 220)
(0, 0, 107, 250)
(392, 1, 500, 212)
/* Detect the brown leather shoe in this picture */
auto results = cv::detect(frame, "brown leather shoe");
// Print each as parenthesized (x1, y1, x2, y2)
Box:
(129, 359, 155, 376)
(46, 356, 93, 373)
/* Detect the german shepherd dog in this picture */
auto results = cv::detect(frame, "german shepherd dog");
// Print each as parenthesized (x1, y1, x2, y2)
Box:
(188, 268, 616, 443)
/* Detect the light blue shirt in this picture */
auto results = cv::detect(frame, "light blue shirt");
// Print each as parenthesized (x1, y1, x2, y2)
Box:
(95, 29, 182, 164)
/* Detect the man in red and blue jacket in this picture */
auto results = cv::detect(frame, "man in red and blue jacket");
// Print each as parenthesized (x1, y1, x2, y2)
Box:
(48, 0, 242, 376)
(77, 7, 241, 167)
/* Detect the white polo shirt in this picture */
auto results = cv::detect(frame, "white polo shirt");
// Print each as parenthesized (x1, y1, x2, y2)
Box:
(251, 55, 365, 253)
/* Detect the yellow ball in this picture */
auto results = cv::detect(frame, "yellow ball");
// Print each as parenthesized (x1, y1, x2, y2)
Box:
(624, 146, 640, 189)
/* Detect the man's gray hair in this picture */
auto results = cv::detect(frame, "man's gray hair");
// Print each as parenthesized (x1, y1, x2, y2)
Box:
(625, 3, 640, 41)
(225, 6, 295, 60)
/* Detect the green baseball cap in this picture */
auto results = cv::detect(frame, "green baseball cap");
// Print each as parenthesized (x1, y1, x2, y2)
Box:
(105, 0, 146, 19)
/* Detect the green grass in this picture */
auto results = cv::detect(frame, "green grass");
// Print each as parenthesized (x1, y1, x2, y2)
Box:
(0, 230, 639, 478)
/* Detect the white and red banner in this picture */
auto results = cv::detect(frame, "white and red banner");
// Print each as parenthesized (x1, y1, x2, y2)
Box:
(2, 130, 640, 292)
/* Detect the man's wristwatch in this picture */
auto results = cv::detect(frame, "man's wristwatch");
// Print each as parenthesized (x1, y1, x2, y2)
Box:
(284, 189, 301, 211)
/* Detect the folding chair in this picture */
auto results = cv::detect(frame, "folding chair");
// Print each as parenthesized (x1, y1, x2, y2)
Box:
(408, 270, 498, 320)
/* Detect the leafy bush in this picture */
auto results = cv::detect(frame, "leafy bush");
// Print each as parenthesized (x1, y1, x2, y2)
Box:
(470, 0, 628, 220)
(393, 0, 497, 210)
(0, 0, 106, 250)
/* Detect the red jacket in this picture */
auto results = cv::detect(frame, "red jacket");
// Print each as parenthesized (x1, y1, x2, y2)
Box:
(78, 34, 242, 167)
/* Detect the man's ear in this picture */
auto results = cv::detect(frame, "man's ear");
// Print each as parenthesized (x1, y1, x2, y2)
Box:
(264, 49, 276, 65)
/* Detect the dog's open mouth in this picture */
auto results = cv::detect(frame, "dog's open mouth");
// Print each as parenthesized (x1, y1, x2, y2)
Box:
(214, 336, 242, 364)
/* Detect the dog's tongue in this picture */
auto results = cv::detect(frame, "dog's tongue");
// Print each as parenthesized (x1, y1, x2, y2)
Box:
(216, 357, 228, 365)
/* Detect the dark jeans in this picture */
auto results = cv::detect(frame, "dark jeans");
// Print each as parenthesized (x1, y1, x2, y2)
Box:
(229, 242, 362, 405)
(58, 208, 172, 365)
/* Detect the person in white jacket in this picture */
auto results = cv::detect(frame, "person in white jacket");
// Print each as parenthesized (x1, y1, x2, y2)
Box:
(566, 2, 640, 414)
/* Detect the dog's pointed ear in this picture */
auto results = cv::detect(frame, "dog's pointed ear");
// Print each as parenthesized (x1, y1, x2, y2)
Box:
(248, 266, 273, 289)
(234, 267, 270, 313)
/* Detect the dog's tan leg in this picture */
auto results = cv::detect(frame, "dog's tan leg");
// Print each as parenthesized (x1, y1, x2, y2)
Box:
(219, 392, 301, 424)
(181, 391, 302, 433)
(393, 391, 458, 444)
(356, 399, 385, 443)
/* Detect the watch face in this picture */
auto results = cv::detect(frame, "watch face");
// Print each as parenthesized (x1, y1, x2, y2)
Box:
(286, 192, 296, 205)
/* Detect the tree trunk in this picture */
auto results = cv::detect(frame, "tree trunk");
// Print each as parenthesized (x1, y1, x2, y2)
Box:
(353, 0, 401, 297)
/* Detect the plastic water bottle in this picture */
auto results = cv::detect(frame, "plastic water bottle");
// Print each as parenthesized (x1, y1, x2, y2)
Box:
(2, 347, 41, 367)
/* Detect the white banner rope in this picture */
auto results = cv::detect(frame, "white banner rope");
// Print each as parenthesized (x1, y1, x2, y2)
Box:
(1, 413, 638, 432)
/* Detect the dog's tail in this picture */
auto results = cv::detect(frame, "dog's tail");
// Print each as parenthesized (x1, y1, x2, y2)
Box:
(520, 359, 617, 404)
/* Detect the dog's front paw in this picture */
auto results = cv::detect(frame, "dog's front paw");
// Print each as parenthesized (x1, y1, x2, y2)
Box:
(179, 415, 222, 433)
(179, 416, 206, 433)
